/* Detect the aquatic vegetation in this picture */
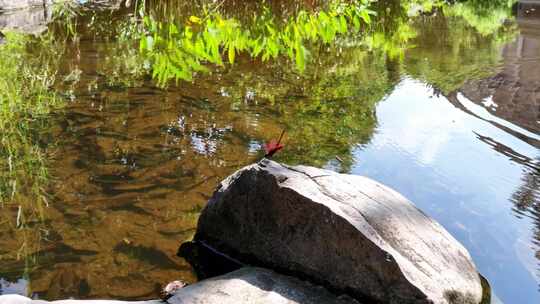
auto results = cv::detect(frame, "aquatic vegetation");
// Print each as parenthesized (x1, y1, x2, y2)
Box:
(443, 0, 517, 36)
(404, 9, 518, 94)
(206, 42, 392, 171)
(139, 0, 376, 86)
(0, 0, 519, 210)
(95, 17, 150, 88)
(401, 0, 446, 13)
(49, 0, 85, 39)
(274, 48, 390, 171)
(0, 32, 68, 290)
(0, 0, 536, 301)
(0, 32, 64, 223)
(363, 0, 421, 60)
(102, 0, 519, 94)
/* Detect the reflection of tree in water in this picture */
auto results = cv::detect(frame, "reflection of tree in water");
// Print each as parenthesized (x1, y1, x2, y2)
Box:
(0, 0, 529, 300)
(511, 158, 540, 272)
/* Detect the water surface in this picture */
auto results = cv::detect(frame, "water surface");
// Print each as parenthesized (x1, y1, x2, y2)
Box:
(0, 1, 539, 303)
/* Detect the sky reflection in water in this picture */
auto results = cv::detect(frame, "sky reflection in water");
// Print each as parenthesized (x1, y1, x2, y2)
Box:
(352, 79, 539, 303)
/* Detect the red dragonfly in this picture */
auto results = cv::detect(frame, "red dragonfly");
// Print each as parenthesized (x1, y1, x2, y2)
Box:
(264, 129, 286, 158)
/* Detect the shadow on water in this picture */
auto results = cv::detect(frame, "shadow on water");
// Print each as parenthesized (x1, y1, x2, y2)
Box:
(0, 0, 539, 302)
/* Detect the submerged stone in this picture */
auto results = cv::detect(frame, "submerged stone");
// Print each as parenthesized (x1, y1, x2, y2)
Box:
(194, 159, 485, 304)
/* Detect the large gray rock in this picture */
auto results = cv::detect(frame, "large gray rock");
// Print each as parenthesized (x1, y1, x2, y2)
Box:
(0, 267, 354, 304)
(194, 159, 484, 304)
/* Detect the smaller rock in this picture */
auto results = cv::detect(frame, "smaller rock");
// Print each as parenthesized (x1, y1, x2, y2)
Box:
(166, 267, 360, 304)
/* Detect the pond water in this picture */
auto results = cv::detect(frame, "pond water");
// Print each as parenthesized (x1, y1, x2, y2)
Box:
(0, 0, 539, 303)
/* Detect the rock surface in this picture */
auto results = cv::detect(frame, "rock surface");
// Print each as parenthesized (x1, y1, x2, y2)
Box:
(0, 0, 61, 35)
(0, 267, 354, 304)
(194, 159, 484, 304)
(0, 0, 52, 12)
(0, 294, 159, 304)
(0, 4, 52, 34)
(0, 1, 128, 34)
(166, 267, 358, 304)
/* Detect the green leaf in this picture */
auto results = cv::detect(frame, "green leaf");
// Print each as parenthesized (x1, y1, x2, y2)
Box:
(145, 36, 154, 50)
(295, 42, 306, 72)
(352, 15, 360, 30)
(360, 9, 371, 24)
(189, 16, 202, 24)
(228, 45, 235, 64)
(339, 15, 348, 33)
